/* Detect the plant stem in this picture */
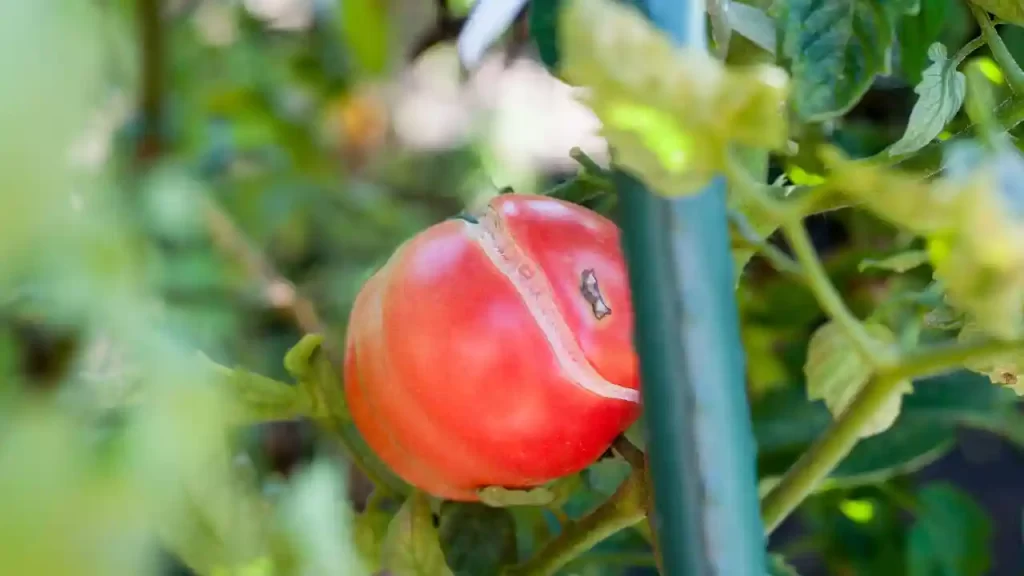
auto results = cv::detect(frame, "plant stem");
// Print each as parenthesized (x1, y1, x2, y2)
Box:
(503, 471, 647, 576)
(759, 370, 906, 533)
(780, 220, 891, 364)
(760, 336, 1024, 533)
(728, 211, 805, 281)
(971, 6, 1024, 95)
(726, 159, 890, 365)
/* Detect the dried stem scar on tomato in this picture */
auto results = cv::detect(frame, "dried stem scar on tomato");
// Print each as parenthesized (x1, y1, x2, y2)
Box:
(344, 194, 641, 501)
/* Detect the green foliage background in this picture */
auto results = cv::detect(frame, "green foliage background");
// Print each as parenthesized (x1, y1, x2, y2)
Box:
(7, 0, 1024, 575)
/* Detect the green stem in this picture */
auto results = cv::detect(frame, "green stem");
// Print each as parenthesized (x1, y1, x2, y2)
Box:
(780, 220, 891, 364)
(759, 370, 907, 533)
(503, 471, 647, 576)
(728, 211, 805, 281)
(760, 336, 1024, 533)
(971, 6, 1024, 95)
(726, 159, 890, 365)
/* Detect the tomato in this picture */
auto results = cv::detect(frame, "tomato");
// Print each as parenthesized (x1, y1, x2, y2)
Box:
(344, 193, 641, 500)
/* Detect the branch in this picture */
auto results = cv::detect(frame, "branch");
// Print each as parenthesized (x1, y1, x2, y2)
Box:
(971, 6, 1024, 95)
(503, 470, 648, 576)
(760, 336, 1024, 533)
(202, 197, 408, 496)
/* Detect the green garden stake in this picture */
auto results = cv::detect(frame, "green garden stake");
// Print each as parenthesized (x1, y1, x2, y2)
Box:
(615, 0, 767, 574)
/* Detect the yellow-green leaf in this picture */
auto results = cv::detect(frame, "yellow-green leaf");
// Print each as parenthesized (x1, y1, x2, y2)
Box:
(804, 321, 911, 438)
(558, 0, 789, 197)
(381, 492, 454, 576)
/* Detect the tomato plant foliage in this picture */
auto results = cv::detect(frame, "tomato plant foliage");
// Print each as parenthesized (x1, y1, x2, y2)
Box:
(6, 0, 1024, 575)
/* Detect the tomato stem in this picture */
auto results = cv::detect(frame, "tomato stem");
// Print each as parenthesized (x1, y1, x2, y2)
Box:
(502, 470, 647, 576)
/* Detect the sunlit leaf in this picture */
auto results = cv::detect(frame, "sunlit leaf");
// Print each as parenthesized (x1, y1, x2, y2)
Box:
(887, 43, 965, 156)
(804, 321, 911, 438)
(968, 0, 1024, 25)
(858, 250, 930, 273)
(559, 0, 789, 197)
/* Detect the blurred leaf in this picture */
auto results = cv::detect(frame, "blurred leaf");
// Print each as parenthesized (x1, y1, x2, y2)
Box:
(782, 0, 894, 120)
(438, 502, 517, 576)
(967, 0, 1024, 25)
(907, 484, 992, 576)
(729, 3, 778, 55)
(273, 459, 367, 575)
(755, 371, 1015, 484)
(887, 43, 965, 156)
(337, 0, 391, 77)
(478, 486, 556, 507)
(381, 492, 454, 576)
(530, 0, 562, 73)
(858, 250, 930, 273)
(559, 0, 789, 197)
(805, 321, 911, 438)
(767, 553, 800, 575)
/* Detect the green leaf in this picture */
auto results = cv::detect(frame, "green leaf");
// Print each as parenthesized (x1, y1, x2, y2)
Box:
(858, 250, 931, 273)
(887, 43, 965, 156)
(729, 2, 778, 55)
(898, 0, 952, 84)
(559, 0, 790, 197)
(958, 321, 1024, 394)
(438, 502, 517, 576)
(478, 486, 555, 507)
(783, 0, 894, 120)
(804, 321, 912, 438)
(381, 492, 454, 576)
(968, 0, 1024, 25)
(337, 0, 391, 77)
(530, 0, 562, 73)
(767, 553, 801, 575)
(907, 484, 992, 576)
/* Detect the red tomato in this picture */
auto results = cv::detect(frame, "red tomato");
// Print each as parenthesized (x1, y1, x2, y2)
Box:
(344, 193, 641, 500)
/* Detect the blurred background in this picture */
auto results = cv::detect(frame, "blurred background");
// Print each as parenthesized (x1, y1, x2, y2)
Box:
(6, 0, 1024, 575)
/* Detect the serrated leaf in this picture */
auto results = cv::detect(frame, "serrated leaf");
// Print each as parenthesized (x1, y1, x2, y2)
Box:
(559, 0, 789, 197)
(858, 250, 930, 273)
(968, 0, 1024, 25)
(804, 321, 911, 437)
(381, 492, 454, 576)
(783, 0, 894, 120)
(907, 484, 992, 576)
(888, 43, 965, 156)
(438, 502, 517, 576)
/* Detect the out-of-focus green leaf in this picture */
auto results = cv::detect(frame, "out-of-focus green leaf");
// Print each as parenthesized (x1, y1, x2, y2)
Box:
(887, 43, 965, 156)
(805, 321, 910, 438)
(438, 502, 517, 576)
(559, 0, 789, 197)
(968, 0, 1024, 25)
(337, 0, 391, 77)
(767, 553, 800, 575)
(858, 250, 931, 273)
(782, 0, 894, 120)
(381, 492, 454, 576)
(907, 484, 992, 576)
(272, 459, 366, 575)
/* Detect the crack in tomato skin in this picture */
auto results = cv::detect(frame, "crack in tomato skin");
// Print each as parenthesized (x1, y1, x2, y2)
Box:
(343, 194, 642, 500)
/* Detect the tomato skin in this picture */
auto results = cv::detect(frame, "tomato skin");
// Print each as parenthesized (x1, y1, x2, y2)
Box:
(344, 194, 641, 500)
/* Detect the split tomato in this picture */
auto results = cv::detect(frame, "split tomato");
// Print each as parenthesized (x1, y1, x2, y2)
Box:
(344, 194, 641, 500)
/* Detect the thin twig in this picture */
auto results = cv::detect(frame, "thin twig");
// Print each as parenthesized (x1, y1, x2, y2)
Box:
(611, 435, 645, 470)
